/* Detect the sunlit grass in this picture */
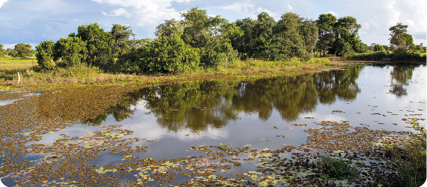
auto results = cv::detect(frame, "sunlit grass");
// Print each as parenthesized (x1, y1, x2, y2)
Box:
(198, 58, 332, 75)
(0, 58, 334, 87)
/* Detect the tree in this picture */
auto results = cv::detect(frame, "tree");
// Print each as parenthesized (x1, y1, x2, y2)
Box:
(333, 16, 361, 55)
(273, 12, 311, 59)
(155, 19, 184, 38)
(300, 19, 318, 56)
(373, 44, 385, 51)
(231, 18, 256, 55)
(76, 23, 112, 68)
(402, 33, 415, 49)
(180, 7, 240, 67)
(14, 43, 32, 58)
(110, 24, 136, 57)
(137, 33, 201, 74)
(389, 23, 408, 48)
(382, 45, 389, 51)
(53, 36, 88, 67)
(335, 38, 351, 57)
(0, 44, 7, 57)
(250, 12, 276, 58)
(36, 40, 56, 70)
(414, 45, 423, 51)
(316, 13, 337, 56)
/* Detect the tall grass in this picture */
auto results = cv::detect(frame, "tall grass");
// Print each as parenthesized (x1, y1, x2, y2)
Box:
(200, 58, 332, 74)
(0, 56, 37, 63)
(0, 58, 332, 86)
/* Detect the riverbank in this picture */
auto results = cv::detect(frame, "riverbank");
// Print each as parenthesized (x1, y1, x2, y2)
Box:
(1, 58, 336, 89)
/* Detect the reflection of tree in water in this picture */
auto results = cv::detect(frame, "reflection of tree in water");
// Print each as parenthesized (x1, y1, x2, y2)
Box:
(82, 66, 365, 132)
(82, 99, 137, 125)
(231, 76, 318, 121)
(389, 64, 420, 97)
(314, 65, 363, 104)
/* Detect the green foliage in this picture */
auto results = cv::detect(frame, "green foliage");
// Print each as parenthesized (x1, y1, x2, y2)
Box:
(180, 7, 240, 67)
(155, 19, 184, 38)
(13, 43, 33, 58)
(402, 33, 415, 49)
(76, 23, 113, 68)
(334, 38, 351, 56)
(110, 24, 136, 57)
(316, 13, 337, 56)
(389, 23, 408, 48)
(373, 44, 385, 51)
(136, 33, 201, 74)
(36, 40, 55, 70)
(0, 44, 6, 57)
(318, 157, 359, 181)
(54, 36, 88, 68)
(273, 12, 304, 59)
(376, 120, 426, 187)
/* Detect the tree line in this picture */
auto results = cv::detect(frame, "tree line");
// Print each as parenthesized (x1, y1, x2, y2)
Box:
(0, 7, 421, 73)
(0, 43, 35, 58)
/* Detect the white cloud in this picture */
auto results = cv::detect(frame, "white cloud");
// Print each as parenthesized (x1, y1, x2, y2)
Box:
(287, 5, 292, 10)
(344, 0, 426, 45)
(92, 0, 182, 26)
(0, 0, 7, 9)
(327, 11, 338, 16)
(221, 2, 281, 20)
(102, 8, 132, 18)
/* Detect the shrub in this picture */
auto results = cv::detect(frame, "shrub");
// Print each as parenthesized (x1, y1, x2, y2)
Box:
(36, 40, 55, 70)
(136, 33, 201, 74)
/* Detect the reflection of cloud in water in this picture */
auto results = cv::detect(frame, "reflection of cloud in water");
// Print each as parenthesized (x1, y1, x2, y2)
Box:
(314, 113, 347, 122)
(175, 126, 228, 141)
(300, 112, 348, 123)
(129, 100, 148, 111)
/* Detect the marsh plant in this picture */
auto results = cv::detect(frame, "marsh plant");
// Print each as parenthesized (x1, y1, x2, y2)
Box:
(317, 157, 359, 181)
(387, 120, 426, 187)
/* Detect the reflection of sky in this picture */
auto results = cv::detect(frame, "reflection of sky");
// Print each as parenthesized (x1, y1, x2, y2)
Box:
(21, 64, 426, 185)
(39, 64, 426, 149)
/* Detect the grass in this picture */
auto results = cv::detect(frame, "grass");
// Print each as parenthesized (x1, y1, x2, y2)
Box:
(0, 58, 334, 88)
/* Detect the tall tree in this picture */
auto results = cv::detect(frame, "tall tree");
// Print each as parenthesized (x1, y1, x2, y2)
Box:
(155, 19, 184, 38)
(36, 40, 55, 70)
(14, 43, 32, 58)
(180, 7, 240, 67)
(316, 13, 337, 56)
(76, 23, 112, 68)
(231, 18, 256, 55)
(402, 33, 415, 49)
(250, 12, 276, 58)
(389, 22, 408, 48)
(109, 24, 136, 57)
(0, 44, 6, 57)
(300, 19, 318, 55)
(333, 16, 361, 55)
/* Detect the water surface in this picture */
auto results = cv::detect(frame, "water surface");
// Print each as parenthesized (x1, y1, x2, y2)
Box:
(1, 63, 425, 186)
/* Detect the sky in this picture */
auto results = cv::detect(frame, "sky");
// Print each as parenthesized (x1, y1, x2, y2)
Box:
(0, 0, 426, 49)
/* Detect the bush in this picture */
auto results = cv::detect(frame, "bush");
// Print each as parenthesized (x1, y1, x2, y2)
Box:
(36, 40, 55, 70)
(134, 33, 201, 74)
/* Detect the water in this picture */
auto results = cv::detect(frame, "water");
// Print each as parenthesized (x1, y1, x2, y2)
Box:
(1, 63, 426, 186)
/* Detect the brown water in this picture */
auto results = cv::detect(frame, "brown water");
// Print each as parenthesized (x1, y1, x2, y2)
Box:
(1, 63, 426, 186)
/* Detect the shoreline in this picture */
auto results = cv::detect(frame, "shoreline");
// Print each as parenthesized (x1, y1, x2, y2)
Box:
(0, 60, 425, 91)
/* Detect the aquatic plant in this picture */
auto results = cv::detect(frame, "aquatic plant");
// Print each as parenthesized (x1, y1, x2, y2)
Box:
(317, 157, 359, 181)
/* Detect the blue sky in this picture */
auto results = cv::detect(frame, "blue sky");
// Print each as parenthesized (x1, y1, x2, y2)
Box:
(0, 0, 425, 49)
